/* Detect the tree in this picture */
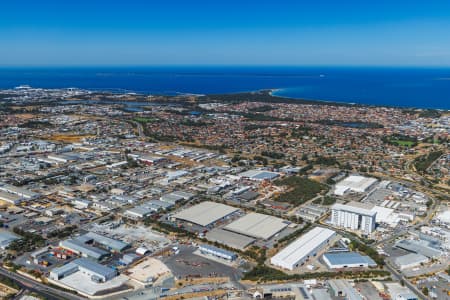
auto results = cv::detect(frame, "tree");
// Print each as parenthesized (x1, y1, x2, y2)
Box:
(422, 287, 429, 296)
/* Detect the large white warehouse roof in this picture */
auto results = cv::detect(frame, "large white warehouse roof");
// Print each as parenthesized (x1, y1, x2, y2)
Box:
(172, 201, 238, 227)
(224, 212, 289, 240)
(334, 175, 378, 195)
(271, 227, 336, 270)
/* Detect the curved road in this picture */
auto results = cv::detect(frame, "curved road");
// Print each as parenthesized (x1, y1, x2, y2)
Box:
(0, 267, 84, 300)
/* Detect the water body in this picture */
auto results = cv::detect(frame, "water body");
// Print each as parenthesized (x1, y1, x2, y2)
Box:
(0, 66, 449, 109)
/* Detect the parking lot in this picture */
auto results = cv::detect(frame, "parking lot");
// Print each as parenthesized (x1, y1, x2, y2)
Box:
(161, 245, 243, 282)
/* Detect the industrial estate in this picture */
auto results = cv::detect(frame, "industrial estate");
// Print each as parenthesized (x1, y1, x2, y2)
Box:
(0, 86, 448, 300)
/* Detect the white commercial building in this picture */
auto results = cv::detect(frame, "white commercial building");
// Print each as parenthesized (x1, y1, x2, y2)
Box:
(331, 202, 377, 234)
(334, 175, 378, 196)
(270, 227, 336, 271)
(224, 212, 289, 240)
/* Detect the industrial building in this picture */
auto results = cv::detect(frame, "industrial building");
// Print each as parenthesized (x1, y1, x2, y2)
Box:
(172, 201, 239, 227)
(333, 175, 378, 196)
(59, 232, 129, 260)
(238, 169, 280, 181)
(59, 239, 109, 261)
(271, 227, 336, 271)
(394, 253, 429, 270)
(198, 244, 237, 261)
(224, 212, 290, 240)
(328, 280, 363, 300)
(322, 252, 377, 269)
(331, 202, 377, 234)
(0, 230, 20, 249)
(394, 239, 442, 258)
(49, 258, 117, 282)
(0, 183, 40, 204)
(385, 283, 418, 300)
(205, 228, 255, 250)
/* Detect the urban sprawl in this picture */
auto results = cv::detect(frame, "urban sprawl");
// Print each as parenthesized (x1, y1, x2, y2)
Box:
(0, 86, 449, 300)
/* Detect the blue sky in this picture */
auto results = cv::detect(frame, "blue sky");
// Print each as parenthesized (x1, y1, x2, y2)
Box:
(1, 1, 450, 66)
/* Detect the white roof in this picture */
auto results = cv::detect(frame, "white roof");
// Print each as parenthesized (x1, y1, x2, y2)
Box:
(334, 175, 378, 194)
(173, 201, 238, 227)
(224, 212, 289, 240)
(371, 205, 398, 226)
(271, 227, 336, 269)
(437, 210, 450, 224)
(332, 202, 376, 217)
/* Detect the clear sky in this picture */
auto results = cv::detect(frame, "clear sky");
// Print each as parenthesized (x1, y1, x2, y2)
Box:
(1, 0, 450, 67)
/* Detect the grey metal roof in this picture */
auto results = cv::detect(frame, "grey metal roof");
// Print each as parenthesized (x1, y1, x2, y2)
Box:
(323, 252, 377, 267)
(206, 228, 255, 250)
(73, 258, 117, 278)
(60, 239, 108, 260)
(173, 201, 239, 227)
(394, 239, 442, 258)
(83, 232, 129, 252)
(224, 212, 289, 240)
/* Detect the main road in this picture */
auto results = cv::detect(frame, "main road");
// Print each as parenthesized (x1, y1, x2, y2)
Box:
(0, 267, 84, 300)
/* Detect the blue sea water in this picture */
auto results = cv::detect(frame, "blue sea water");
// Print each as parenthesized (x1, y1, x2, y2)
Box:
(0, 66, 449, 109)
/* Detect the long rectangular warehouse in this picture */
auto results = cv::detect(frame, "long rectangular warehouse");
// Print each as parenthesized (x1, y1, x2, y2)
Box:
(172, 201, 239, 227)
(224, 212, 290, 240)
(271, 227, 336, 271)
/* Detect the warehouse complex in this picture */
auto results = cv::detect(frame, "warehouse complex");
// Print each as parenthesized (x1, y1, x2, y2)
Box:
(205, 228, 255, 250)
(0, 230, 20, 250)
(271, 227, 336, 271)
(199, 244, 237, 261)
(331, 202, 377, 234)
(322, 252, 377, 269)
(50, 258, 117, 282)
(333, 175, 378, 196)
(59, 232, 129, 260)
(172, 201, 239, 227)
(224, 212, 290, 240)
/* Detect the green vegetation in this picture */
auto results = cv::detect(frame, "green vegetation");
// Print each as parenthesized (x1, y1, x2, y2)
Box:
(20, 120, 54, 129)
(413, 150, 443, 173)
(180, 119, 208, 127)
(242, 265, 390, 282)
(277, 223, 312, 245)
(261, 151, 285, 159)
(349, 240, 385, 266)
(240, 112, 293, 122)
(47, 225, 77, 239)
(418, 109, 441, 118)
(133, 117, 159, 124)
(274, 176, 328, 205)
(314, 196, 337, 206)
(382, 134, 418, 147)
(422, 286, 429, 296)
(244, 124, 274, 131)
(179, 143, 228, 153)
(0, 274, 20, 290)
(7, 228, 46, 253)
(315, 156, 338, 166)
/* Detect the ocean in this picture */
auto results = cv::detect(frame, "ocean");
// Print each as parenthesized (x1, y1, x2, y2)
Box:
(0, 66, 449, 109)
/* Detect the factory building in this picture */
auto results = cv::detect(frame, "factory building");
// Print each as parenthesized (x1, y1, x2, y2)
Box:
(271, 227, 336, 271)
(198, 244, 237, 261)
(224, 212, 290, 240)
(49, 258, 117, 283)
(394, 253, 429, 270)
(59, 232, 129, 260)
(331, 202, 377, 234)
(322, 252, 377, 269)
(333, 175, 378, 196)
(0, 230, 20, 250)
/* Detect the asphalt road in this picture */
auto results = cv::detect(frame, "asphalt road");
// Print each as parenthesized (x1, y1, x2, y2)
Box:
(0, 267, 85, 300)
